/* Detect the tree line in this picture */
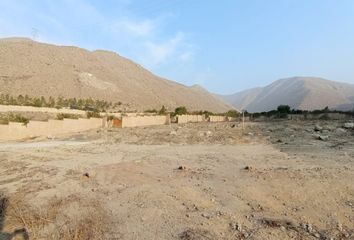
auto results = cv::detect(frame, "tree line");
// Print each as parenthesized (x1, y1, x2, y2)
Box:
(249, 105, 354, 119)
(0, 94, 122, 112)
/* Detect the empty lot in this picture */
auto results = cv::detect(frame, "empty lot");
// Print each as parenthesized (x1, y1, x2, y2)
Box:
(0, 121, 353, 239)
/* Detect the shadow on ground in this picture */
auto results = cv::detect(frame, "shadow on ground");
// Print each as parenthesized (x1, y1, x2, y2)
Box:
(0, 192, 29, 240)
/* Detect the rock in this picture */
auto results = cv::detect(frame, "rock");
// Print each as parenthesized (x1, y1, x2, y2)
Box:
(313, 233, 320, 238)
(206, 131, 213, 137)
(229, 222, 241, 231)
(178, 166, 187, 170)
(230, 124, 236, 128)
(244, 165, 253, 171)
(306, 223, 313, 233)
(321, 129, 329, 134)
(201, 213, 211, 219)
(335, 128, 346, 134)
(83, 172, 90, 178)
(343, 122, 354, 129)
(169, 130, 177, 136)
(313, 134, 321, 139)
(318, 135, 329, 141)
(314, 124, 323, 131)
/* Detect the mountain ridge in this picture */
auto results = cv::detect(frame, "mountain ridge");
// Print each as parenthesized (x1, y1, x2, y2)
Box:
(0, 37, 233, 113)
(218, 77, 354, 112)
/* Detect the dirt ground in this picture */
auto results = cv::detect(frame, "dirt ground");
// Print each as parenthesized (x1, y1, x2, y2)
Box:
(0, 121, 353, 239)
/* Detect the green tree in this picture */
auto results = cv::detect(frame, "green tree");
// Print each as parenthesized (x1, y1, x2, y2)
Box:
(174, 106, 187, 115)
(277, 105, 291, 114)
(159, 105, 167, 115)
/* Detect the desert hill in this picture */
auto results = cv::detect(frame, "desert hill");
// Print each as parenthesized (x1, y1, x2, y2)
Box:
(219, 77, 354, 112)
(0, 37, 232, 112)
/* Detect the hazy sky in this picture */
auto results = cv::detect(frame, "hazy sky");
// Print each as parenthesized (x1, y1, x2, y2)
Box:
(1, 0, 354, 94)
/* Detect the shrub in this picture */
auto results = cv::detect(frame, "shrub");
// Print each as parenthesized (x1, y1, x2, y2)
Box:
(8, 114, 29, 125)
(225, 110, 239, 118)
(57, 113, 80, 120)
(158, 105, 167, 115)
(86, 111, 101, 119)
(174, 106, 187, 116)
(144, 109, 157, 113)
(277, 105, 291, 114)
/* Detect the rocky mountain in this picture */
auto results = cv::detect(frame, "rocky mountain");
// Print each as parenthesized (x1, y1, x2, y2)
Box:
(219, 77, 354, 112)
(0, 37, 232, 112)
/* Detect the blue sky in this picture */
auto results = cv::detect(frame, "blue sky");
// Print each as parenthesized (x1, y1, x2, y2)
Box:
(1, 0, 354, 94)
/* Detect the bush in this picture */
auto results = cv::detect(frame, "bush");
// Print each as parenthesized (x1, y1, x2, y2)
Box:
(225, 110, 239, 118)
(57, 113, 80, 120)
(86, 111, 101, 119)
(174, 106, 187, 116)
(277, 105, 291, 114)
(144, 109, 157, 113)
(158, 105, 167, 115)
(0, 114, 30, 125)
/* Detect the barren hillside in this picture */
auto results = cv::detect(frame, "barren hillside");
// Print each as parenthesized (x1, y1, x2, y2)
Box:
(219, 77, 354, 112)
(0, 37, 232, 112)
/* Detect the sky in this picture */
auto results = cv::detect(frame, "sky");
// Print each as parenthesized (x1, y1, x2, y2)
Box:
(1, 0, 354, 94)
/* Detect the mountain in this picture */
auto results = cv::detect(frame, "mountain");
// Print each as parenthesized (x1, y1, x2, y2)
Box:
(219, 77, 354, 112)
(0, 37, 232, 113)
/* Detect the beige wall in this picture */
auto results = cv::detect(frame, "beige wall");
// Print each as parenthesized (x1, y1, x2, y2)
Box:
(122, 115, 169, 128)
(209, 115, 227, 122)
(177, 115, 204, 124)
(0, 118, 103, 141)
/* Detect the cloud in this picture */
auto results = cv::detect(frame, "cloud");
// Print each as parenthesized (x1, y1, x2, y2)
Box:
(110, 19, 155, 37)
(142, 32, 184, 66)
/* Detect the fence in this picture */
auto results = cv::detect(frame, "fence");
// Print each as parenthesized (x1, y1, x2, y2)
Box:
(176, 115, 205, 124)
(0, 118, 103, 141)
(121, 115, 170, 128)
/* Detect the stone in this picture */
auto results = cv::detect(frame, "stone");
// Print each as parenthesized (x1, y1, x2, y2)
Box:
(314, 124, 323, 131)
(314, 233, 320, 238)
(306, 223, 313, 233)
(321, 129, 329, 134)
(318, 135, 329, 141)
(335, 128, 346, 134)
(244, 165, 253, 171)
(343, 122, 354, 129)
(169, 130, 177, 136)
(178, 166, 187, 170)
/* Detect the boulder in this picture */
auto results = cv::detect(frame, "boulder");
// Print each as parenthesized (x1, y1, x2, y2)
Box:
(318, 135, 329, 141)
(335, 128, 346, 134)
(343, 122, 354, 129)
(314, 124, 323, 131)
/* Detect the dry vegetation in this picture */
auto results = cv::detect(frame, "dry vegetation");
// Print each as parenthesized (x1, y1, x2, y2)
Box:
(1, 193, 108, 240)
(0, 120, 353, 239)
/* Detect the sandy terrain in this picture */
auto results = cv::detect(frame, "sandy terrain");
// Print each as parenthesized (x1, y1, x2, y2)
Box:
(0, 121, 353, 239)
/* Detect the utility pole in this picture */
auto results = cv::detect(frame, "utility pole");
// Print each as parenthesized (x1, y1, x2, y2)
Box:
(242, 110, 245, 131)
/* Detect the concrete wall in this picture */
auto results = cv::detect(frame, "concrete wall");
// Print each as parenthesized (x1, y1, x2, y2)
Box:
(122, 115, 170, 128)
(177, 115, 205, 124)
(0, 118, 103, 141)
(209, 115, 227, 122)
